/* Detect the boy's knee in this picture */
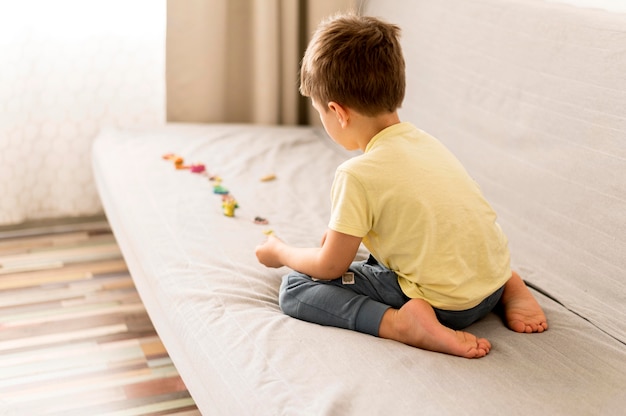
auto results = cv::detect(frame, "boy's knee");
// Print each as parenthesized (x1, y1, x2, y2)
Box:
(278, 271, 307, 315)
(278, 273, 291, 313)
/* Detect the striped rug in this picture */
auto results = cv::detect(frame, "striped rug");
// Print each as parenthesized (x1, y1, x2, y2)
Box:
(0, 216, 199, 415)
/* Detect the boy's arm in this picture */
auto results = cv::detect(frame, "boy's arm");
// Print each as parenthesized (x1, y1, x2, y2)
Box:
(255, 229, 362, 280)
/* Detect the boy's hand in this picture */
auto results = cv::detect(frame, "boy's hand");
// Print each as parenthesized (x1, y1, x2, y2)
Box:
(255, 235, 285, 268)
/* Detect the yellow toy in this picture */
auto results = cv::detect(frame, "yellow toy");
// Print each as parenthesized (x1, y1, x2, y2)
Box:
(222, 195, 238, 217)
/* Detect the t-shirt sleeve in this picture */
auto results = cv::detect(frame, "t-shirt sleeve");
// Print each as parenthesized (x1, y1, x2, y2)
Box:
(328, 168, 371, 238)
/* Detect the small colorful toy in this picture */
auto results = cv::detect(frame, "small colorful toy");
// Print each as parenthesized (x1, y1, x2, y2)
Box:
(162, 153, 189, 169)
(162, 152, 243, 219)
(163, 153, 208, 172)
(262, 229, 275, 236)
(211, 178, 227, 194)
(222, 195, 239, 217)
(254, 216, 269, 225)
(190, 163, 206, 173)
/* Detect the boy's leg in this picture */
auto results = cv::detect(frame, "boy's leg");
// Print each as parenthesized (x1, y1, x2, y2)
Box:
(279, 256, 408, 336)
(500, 271, 548, 333)
(280, 255, 492, 358)
(433, 286, 504, 330)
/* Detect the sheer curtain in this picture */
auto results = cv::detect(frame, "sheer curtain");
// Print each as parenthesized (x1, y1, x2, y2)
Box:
(0, 0, 166, 225)
(166, 0, 360, 125)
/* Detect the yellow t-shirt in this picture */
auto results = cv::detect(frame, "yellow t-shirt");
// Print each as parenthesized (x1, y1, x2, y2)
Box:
(329, 122, 511, 310)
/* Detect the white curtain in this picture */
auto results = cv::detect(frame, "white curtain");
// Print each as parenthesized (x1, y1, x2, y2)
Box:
(0, 0, 166, 225)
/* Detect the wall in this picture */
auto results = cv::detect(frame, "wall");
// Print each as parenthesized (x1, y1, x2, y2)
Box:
(0, 0, 166, 225)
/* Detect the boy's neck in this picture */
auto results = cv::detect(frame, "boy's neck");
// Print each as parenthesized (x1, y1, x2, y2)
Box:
(352, 111, 401, 152)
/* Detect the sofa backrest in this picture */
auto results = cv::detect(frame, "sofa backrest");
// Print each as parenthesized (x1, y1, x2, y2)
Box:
(364, 0, 626, 343)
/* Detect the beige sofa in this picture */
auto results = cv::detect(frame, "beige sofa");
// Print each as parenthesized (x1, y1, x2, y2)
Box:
(93, 0, 626, 414)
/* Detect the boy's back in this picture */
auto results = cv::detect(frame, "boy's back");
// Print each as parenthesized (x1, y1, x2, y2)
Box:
(330, 122, 511, 310)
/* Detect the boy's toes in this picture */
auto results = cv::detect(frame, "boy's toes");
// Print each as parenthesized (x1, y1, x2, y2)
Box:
(508, 316, 548, 333)
(529, 317, 548, 333)
(507, 319, 527, 333)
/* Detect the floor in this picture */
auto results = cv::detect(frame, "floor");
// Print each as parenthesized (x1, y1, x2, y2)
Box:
(0, 216, 200, 415)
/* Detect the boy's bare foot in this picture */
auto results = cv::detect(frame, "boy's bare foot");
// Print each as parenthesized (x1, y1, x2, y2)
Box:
(379, 298, 491, 358)
(501, 271, 548, 333)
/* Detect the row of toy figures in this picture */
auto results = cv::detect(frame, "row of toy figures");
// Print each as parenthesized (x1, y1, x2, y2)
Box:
(162, 153, 239, 217)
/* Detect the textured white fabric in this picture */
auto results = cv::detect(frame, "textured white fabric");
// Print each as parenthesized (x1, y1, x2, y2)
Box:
(547, 0, 626, 12)
(93, 124, 626, 415)
(0, 0, 165, 225)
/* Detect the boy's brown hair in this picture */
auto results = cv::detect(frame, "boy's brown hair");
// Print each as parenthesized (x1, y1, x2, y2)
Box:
(300, 14, 405, 117)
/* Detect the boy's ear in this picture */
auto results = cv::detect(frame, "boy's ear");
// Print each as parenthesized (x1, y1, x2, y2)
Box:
(328, 101, 349, 128)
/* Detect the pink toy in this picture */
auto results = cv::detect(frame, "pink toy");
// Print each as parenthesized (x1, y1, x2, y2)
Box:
(190, 164, 206, 173)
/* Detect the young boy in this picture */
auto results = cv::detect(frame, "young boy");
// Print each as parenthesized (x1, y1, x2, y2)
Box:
(255, 13, 547, 359)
